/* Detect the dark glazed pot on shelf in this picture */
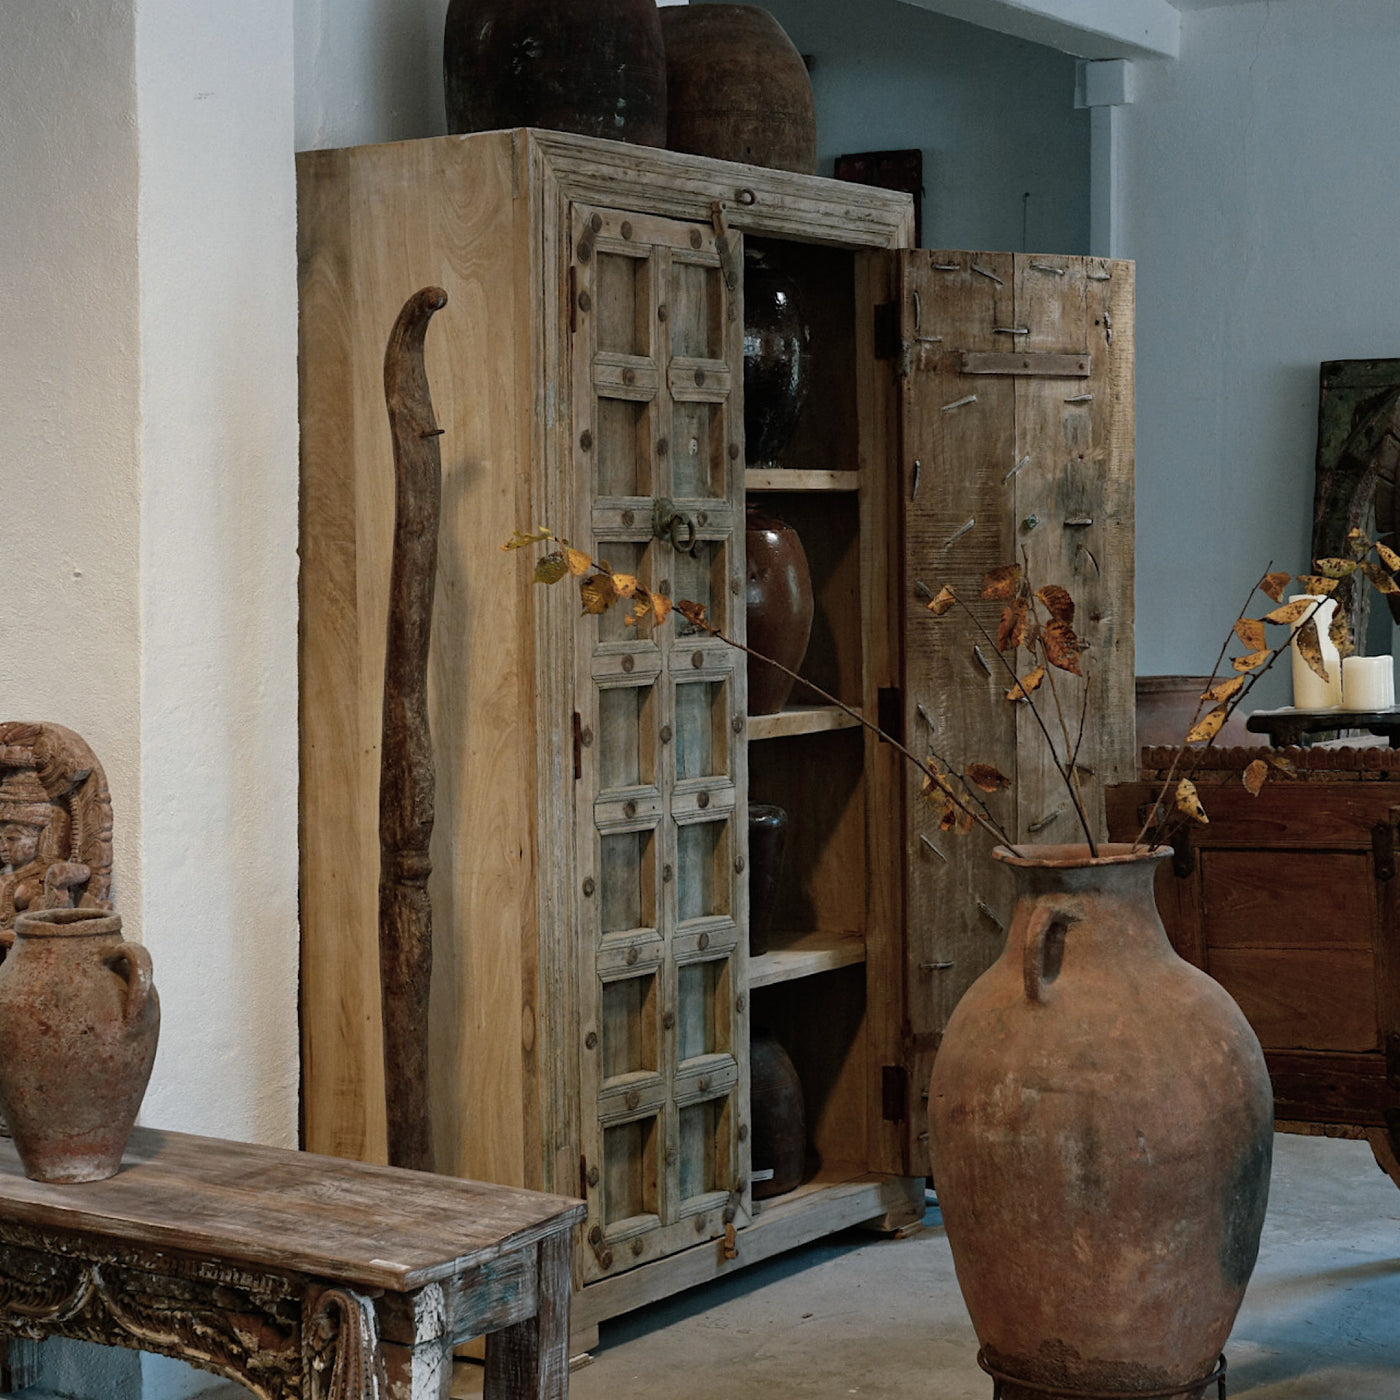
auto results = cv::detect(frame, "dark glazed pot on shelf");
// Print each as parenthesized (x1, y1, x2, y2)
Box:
(928, 843, 1273, 1400)
(749, 1032, 805, 1198)
(745, 508, 813, 716)
(444, 0, 667, 147)
(744, 249, 811, 470)
(746, 804, 788, 956)
(659, 4, 816, 173)
(0, 907, 159, 1182)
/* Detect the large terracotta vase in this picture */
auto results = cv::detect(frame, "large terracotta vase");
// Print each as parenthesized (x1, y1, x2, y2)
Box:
(659, 5, 816, 173)
(928, 844, 1273, 1400)
(745, 509, 813, 715)
(443, 0, 667, 148)
(0, 907, 159, 1182)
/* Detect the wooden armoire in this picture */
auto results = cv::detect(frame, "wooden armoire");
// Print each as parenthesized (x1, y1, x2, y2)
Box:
(296, 128, 1135, 1341)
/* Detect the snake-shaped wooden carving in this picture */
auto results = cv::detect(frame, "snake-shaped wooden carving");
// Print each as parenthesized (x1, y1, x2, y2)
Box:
(378, 287, 448, 1173)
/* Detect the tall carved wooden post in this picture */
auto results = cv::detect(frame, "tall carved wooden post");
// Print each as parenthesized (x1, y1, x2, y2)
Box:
(378, 287, 448, 1172)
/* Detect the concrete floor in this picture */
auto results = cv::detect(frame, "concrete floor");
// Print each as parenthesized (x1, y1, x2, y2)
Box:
(455, 1131, 1400, 1399)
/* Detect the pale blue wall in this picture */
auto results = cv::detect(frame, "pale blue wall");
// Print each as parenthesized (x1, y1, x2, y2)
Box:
(1121, 1, 1400, 700)
(704, 0, 1091, 254)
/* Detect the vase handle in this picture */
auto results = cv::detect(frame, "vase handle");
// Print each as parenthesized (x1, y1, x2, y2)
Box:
(1021, 903, 1069, 1003)
(108, 941, 155, 1029)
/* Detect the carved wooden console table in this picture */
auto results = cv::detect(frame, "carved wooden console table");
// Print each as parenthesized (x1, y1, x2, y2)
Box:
(0, 1127, 584, 1399)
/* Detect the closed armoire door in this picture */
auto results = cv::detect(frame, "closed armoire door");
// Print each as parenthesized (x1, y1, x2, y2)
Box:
(567, 203, 751, 1280)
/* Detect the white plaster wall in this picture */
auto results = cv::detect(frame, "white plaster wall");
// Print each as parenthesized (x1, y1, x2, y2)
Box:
(2, 2, 299, 1394)
(1120, 0, 1400, 694)
(295, 0, 447, 149)
(134, 0, 301, 1148)
(0, 1, 144, 919)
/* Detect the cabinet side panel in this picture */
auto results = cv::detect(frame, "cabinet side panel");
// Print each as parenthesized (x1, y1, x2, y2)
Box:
(298, 134, 538, 1187)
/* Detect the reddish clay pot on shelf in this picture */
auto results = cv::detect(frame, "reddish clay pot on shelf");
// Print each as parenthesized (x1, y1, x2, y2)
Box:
(749, 1032, 805, 1198)
(0, 907, 159, 1182)
(659, 4, 816, 173)
(745, 509, 813, 716)
(928, 844, 1272, 1400)
(444, 0, 667, 148)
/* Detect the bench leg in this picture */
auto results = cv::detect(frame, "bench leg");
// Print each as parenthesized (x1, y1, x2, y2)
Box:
(0, 1338, 41, 1393)
(482, 1231, 572, 1400)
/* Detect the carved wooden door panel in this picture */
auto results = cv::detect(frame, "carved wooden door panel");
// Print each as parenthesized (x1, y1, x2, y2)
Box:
(895, 251, 1136, 1168)
(567, 203, 750, 1282)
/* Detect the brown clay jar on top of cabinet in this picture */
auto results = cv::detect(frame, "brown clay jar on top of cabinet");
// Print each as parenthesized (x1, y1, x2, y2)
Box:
(296, 128, 1135, 1344)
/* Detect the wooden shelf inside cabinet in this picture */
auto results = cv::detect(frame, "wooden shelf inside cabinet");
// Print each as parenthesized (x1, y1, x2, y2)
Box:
(748, 930, 866, 989)
(748, 705, 862, 742)
(746, 468, 860, 492)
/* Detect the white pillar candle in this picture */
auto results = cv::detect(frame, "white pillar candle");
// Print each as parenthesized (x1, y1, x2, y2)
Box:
(1342, 655, 1395, 711)
(1289, 594, 1342, 709)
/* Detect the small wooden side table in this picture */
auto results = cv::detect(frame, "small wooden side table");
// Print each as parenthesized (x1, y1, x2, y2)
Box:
(0, 1127, 584, 1399)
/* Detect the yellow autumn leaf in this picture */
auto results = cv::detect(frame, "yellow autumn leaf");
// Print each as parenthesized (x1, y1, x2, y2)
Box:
(503, 527, 553, 550)
(1348, 526, 1372, 558)
(1293, 574, 1339, 596)
(1361, 561, 1400, 595)
(927, 585, 957, 617)
(1007, 665, 1046, 701)
(1260, 571, 1292, 603)
(612, 573, 640, 598)
(531, 551, 569, 586)
(675, 598, 710, 630)
(1264, 598, 1314, 625)
(1314, 557, 1358, 579)
(1330, 605, 1353, 659)
(1232, 649, 1271, 673)
(966, 763, 1011, 793)
(1234, 618, 1267, 652)
(650, 593, 673, 626)
(580, 573, 618, 615)
(1036, 585, 1075, 624)
(1202, 676, 1244, 703)
(1186, 705, 1228, 744)
(1242, 759, 1268, 796)
(981, 565, 1022, 600)
(1175, 778, 1209, 824)
(1265, 752, 1298, 777)
(565, 547, 594, 577)
(1378, 542, 1400, 572)
(1294, 617, 1330, 683)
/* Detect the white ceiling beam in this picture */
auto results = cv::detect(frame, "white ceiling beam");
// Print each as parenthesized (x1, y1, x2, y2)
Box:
(894, 0, 1181, 61)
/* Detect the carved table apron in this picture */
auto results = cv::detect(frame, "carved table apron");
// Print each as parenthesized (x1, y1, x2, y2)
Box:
(0, 1127, 584, 1399)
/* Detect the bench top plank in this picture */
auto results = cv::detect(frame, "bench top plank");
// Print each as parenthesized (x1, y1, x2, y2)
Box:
(0, 1127, 583, 1293)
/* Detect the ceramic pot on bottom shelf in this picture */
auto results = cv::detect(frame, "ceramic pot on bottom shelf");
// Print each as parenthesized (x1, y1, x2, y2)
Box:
(749, 1033, 805, 1199)
(745, 509, 813, 716)
(0, 907, 159, 1182)
(928, 843, 1273, 1400)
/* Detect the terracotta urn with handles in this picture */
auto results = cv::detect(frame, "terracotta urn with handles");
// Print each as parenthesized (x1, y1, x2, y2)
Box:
(928, 843, 1273, 1400)
(0, 907, 159, 1182)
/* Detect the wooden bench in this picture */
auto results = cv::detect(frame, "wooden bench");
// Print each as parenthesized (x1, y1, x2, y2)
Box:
(0, 1127, 584, 1399)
